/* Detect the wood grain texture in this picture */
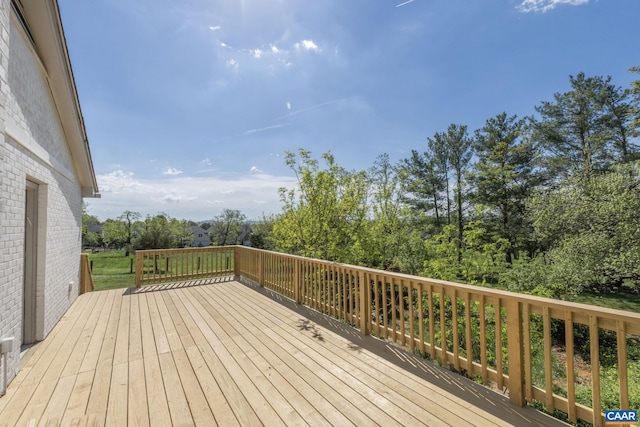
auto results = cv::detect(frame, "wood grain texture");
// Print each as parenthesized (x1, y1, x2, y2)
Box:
(0, 282, 571, 426)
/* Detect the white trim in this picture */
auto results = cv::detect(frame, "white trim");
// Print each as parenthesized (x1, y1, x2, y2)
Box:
(5, 123, 76, 184)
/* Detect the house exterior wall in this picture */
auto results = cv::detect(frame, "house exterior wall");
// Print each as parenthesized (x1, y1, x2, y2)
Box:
(191, 225, 211, 247)
(0, 4, 84, 385)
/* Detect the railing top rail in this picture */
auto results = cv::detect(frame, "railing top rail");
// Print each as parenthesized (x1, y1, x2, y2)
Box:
(136, 246, 235, 255)
(235, 246, 640, 323)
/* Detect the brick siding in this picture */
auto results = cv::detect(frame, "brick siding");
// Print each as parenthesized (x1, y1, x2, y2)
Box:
(0, 4, 84, 385)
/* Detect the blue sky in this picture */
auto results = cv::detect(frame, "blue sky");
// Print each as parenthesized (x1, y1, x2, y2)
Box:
(59, 0, 639, 222)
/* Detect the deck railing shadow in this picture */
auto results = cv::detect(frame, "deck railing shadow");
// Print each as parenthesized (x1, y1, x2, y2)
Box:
(133, 245, 640, 427)
(238, 277, 568, 427)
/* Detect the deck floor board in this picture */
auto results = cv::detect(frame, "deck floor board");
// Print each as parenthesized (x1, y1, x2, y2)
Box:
(0, 280, 570, 426)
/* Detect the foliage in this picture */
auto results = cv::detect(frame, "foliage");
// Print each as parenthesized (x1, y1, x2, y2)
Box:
(528, 163, 640, 295)
(422, 215, 509, 286)
(469, 112, 542, 261)
(133, 213, 192, 250)
(533, 72, 640, 179)
(102, 219, 128, 249)
(273, 149, 369, 264)
(82, 204, 101, 247)
(575, 361, 640, 415)
(249, 214, 277, 250)
(209, 208, 247, 245)
(118, 211, 141, 245)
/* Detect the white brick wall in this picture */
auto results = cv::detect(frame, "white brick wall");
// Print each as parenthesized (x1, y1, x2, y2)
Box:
(0, 4, 84, 385)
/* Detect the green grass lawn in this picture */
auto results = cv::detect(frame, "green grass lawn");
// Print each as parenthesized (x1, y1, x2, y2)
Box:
(88, 250, 135, 291)
(572, 291, 640, 313)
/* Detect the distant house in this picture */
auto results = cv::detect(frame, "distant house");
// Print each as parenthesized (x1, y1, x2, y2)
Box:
(190, 225, 211, 247)
(0, 0, 99, 389)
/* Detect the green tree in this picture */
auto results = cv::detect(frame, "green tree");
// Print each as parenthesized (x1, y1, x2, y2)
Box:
(469, 112, 541, 261)
(628, 66, 640, 141)
(533, 73, 614, 178)
(443, 124, 474, 262)
(102, 219, 127, 249)
(366, 154, 406, 270)
(209, 209, 247, 246)
(428, 132, 453, 224)
(118, 211, 141, 244)
(602, 78, 640, 163)
(422, 212, 509, 286)
(399, 150, 445, 229)
(273, 149, 369, 263)
(249, 214, 276, 250)
(527, 162, 640, 295)
(134, 213, 185, 250)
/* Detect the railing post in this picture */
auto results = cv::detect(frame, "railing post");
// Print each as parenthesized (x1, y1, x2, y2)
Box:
(233, 246, 241, 280)
(506, 298, 524, 406)
(135, 251, 142, 287)
(294, 258, 301, 304)
(79, 253, 94, 294)
(259, 251, 265, 286)
(359, 270, 369, 335)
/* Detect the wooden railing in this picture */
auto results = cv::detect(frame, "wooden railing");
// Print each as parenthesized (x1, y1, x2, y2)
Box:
(234, 246, 640, 427)
(135, 246, 235, 286)
(80, 253, 94, 294)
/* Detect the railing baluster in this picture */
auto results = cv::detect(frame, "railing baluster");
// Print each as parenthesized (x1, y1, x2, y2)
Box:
(617, 320, 629, 412)
(452, 291, 459, 372)
(382, 278, 389, 340)
(565, 310, 577, 423)
(391, 277, 397, 343)
(428, 285, 435, 361)
(590, 315, 602, 427)
(543, 306, 553, 412)
(440, 288, 447, 365)
(464, 293, 472, 375)
(408, 281, 415, 352)
(523, 303, 532, 403)
(400, 279, 406, 346)
(418, 282, 425, 357)
(495, 299, 503, 391)
(479, 295, 487, 383)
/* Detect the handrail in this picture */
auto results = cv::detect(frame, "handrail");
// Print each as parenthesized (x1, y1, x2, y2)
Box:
(233, 245, 640, 427)
(134, 246, 236, 286)
(79, 253, 94, 294)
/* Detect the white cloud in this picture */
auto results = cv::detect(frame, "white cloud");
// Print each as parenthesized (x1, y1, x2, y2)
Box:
(517, 0, 589, 13)
(250, 166, 263, 173)
(98, 170, 150, 193)
(220, 42, 228, 48)
(295, 39, 320, 52)
(286, 101, 291, 110)
(270, 45, 280, 54)
(209, 25, 221, 31)
(164, 167, 183, 175)
(227, 59, 238, 68)
(91, 169, 297, 221)
(200, 157, 212, 166)
(252, 49, 263, 58)
(160, 192, 197, 204)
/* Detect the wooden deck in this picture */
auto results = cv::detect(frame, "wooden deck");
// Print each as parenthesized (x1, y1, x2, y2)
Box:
(0, 279, 569, 427)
